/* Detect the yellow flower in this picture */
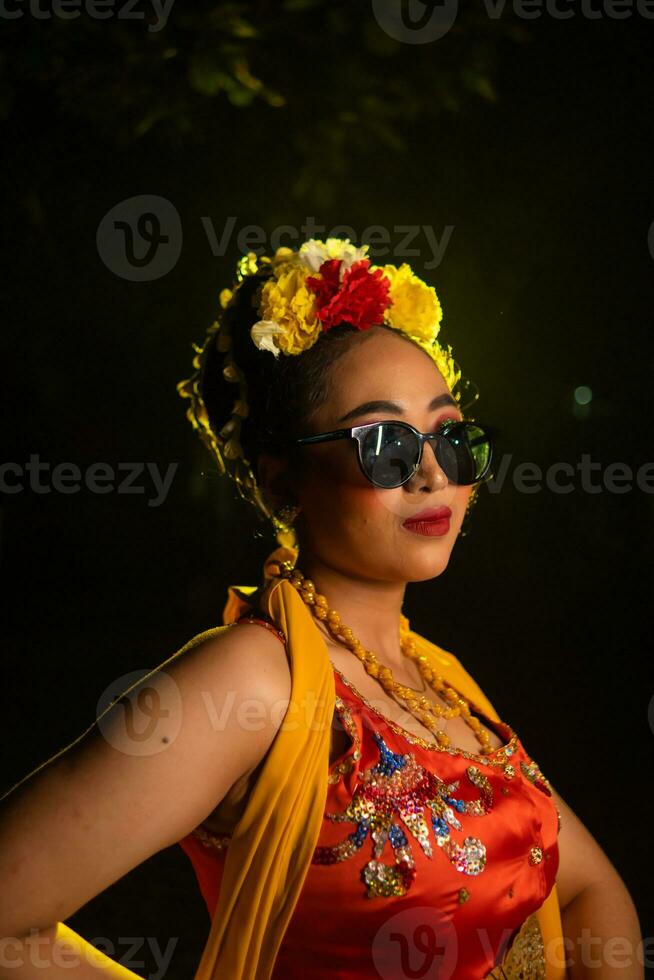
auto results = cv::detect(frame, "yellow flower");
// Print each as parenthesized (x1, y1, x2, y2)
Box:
(377, 263, 443, 343)
(271, 246, 301, 271)
(237, 251, 260, 278)
(258, 263, 321, 356)
(367, 262, 459, 391)
(410, 335, 461, 393)
(219, 287, 233, 308)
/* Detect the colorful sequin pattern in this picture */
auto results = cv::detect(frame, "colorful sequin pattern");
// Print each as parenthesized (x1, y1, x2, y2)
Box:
(312, 668, 561, 893)
(180, 664, 561, 980)
(314, 728, 496, 896)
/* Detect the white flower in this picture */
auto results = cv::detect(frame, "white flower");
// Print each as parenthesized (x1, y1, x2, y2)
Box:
(250, 319, 287, 357)
(299, 237, 369, 279)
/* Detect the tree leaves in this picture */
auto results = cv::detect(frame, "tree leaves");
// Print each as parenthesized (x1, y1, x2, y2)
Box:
(0, 0, 525, 202)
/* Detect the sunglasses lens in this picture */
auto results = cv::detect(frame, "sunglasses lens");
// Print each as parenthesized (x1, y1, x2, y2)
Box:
(436, 422, 492, 484)
(359, 423, 419, 488)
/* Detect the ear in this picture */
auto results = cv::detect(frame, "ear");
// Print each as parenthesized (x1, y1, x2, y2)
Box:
(256, 451, 299, 512)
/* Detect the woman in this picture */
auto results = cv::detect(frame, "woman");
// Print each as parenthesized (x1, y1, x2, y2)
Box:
(0, 239, 642, 979)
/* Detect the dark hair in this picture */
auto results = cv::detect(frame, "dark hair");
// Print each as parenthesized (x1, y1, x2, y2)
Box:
(200, 270, 371, 475)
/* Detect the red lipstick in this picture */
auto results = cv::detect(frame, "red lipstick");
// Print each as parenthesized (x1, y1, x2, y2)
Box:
(402, 506, 452, 537)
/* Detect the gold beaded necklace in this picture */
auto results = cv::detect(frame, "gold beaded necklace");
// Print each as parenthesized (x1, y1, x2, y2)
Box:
(273, 559, 494, 756)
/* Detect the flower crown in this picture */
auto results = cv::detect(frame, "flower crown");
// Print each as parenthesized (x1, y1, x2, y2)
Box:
(177, 237, 473, 548)
(246, 238, 459, 388)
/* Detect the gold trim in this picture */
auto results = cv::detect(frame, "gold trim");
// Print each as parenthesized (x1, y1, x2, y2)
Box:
(332, 665, 520, 770)
(192, 825, 232, 851)
(328, 696, 362, 785)
(484, 913, 546, 980)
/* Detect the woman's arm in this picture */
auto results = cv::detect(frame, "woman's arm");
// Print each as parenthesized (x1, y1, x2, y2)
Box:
(0, 623, 292, 978)
(551, 785, 643, 980)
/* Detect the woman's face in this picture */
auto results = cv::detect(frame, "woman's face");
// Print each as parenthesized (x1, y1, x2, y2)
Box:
(291, 325, 473, 583)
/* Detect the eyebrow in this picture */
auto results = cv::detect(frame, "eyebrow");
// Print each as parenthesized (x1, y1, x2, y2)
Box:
(337, 393, 459, 425)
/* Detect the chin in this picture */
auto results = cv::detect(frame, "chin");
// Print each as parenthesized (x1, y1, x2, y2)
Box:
(400, 545, 454, 583)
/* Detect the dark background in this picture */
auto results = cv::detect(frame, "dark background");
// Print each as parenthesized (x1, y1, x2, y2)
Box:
(1, 2, 653, 975)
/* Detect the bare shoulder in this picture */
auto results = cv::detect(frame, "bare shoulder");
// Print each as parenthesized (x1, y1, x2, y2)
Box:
(0, 620, 291, 939)
(164, 620, 291, 709)
(154, 619, 293, 789)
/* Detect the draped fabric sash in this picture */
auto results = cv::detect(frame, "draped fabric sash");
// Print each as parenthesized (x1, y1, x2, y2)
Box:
(189, 547, 566, 980)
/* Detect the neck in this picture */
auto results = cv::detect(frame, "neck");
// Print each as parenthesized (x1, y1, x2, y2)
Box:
(296, 551, 408, 665)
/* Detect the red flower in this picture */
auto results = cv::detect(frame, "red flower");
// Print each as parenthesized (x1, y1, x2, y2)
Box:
(306, 258, 391, 332)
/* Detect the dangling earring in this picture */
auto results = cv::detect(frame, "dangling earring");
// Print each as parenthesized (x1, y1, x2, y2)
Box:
(458, 488, 478, 537)
(275, 502, 301, 527)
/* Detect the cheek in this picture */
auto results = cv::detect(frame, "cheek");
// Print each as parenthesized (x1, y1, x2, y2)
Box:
(301, 459, 399, 528)
(307, 475, 392, 519)
(299, 451, 474, 533)
(338, 485, 400, 525)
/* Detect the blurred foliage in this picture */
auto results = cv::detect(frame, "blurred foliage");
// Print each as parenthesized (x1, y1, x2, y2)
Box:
(0, 0, 527, 206)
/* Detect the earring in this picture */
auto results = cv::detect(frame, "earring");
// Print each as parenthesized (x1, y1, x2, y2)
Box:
(275, 502, 301, 527)
(458, 488, 478, 537)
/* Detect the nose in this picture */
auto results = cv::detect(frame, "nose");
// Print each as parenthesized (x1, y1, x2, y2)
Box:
(405, 438, 448, 492)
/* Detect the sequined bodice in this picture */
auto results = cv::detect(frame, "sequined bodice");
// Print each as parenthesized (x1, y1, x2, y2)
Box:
(179, 666, 561, 979)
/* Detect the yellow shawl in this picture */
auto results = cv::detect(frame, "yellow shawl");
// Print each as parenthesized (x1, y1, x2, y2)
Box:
(189, 547, 566, 980)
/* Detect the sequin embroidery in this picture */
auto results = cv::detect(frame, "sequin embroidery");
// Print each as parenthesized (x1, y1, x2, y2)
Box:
(313, 730, 495, 897)
(192, 824, 231, 851)
(329, 696, 362, 786)
(520, 758, 553, 797)
(484, 912, 546, 980)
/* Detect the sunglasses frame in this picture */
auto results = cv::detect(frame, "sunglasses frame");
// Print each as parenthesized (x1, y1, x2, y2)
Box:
(293, 418, 494, 489)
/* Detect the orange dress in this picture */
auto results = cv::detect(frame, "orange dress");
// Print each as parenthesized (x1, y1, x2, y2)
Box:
(179, 608, 561, 979)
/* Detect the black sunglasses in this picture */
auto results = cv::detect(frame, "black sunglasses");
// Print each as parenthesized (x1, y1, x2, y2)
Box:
(293, 418, 494, 489)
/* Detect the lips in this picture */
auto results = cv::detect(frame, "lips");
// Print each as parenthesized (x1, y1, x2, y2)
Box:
(402, 506, 452, 526)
